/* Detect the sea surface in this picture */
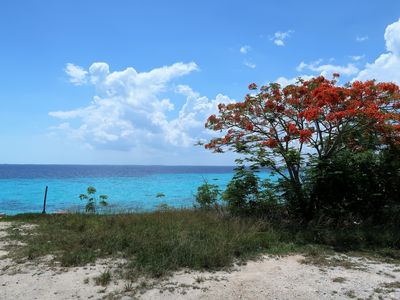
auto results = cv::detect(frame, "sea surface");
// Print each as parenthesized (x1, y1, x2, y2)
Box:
(0, 165, 270, 215)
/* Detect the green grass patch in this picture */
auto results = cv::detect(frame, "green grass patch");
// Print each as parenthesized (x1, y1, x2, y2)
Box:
(3, 210, 299, 277)
(2, 210, 400, 278)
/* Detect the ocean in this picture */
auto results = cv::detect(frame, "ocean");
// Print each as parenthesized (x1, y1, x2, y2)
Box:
(0, 165, 259, 215)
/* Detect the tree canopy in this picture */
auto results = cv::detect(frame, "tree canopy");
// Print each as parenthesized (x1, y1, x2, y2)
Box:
(205, 75, 400, 186)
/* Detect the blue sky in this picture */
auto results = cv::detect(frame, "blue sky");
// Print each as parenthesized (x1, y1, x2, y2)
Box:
(1, 0, 400, 165)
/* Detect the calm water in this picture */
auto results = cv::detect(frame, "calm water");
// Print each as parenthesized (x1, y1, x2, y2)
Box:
(0, 165, 270, 215)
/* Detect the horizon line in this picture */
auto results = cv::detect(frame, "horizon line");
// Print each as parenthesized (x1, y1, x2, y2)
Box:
(0, 163, 238, 167)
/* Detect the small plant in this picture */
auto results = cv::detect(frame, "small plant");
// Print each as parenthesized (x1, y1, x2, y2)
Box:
(195, 180, 220, 209)
(195, 276, 205, 283)
(95, 270, 111, 286)
(124, 281, 134, 292)
(79, 186, 109, 213)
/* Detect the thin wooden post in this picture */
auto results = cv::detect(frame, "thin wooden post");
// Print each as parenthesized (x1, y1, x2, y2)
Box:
(42, 186, 48, 214)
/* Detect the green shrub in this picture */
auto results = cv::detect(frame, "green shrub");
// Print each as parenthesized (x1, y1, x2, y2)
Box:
(304, 145, 400, 226)
(195, 181, 220, 209)
(222, 166, 280, 218)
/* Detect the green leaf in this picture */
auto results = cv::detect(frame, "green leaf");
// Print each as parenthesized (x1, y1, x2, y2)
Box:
(87, 186, 96, 195)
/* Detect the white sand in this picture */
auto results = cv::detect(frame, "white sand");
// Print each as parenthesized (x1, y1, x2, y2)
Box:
(1, 221, 400, 300)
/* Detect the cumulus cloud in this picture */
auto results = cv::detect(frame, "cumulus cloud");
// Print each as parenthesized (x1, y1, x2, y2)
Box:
(271, 30, 293, 46)
(65, 63, 88, 85)
(296, 60, 359, 77)
(273, 20, 400, 93)
(240, 45, 251, 54)
(385, 19, 400, 55)
(165, 85, 235, 146)
(50, 62, 234, 151)
(353, 18, 400, 84)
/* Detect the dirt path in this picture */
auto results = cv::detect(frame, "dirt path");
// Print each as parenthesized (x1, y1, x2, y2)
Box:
(1, 222, 400, 300)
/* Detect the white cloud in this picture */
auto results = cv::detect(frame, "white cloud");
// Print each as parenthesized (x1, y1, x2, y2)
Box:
(384, 19, 400, 55)
(275, 75, 314, 87)
(165, 85, 235, 146)
(296, 60, 359, 77)
(243, 60, 256, 69)
(356, 35, 369, 42)
(271, 30, 293, 46)
(240, 45, 251, 54)
(349, 55, 365, 61)
(65, 63, 88, 85)
(353, 18, 400, 84)
(50, 62, 234, 151)
(296, 59, 322, 72)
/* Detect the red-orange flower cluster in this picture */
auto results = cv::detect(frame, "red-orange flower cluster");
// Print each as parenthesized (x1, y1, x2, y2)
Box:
(248, 83, 257, 90)
(263, 139, 278, 148)
(299, 129, 313, 143)
(204, 75, 400, 158)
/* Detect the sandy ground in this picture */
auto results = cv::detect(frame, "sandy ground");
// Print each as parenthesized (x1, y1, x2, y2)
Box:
(1, 221, 400, 300)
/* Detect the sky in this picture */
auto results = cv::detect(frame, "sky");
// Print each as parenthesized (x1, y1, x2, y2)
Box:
(1, 0, 400, 165)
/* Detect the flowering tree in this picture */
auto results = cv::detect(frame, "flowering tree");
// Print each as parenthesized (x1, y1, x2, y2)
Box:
(204, 75, 400, 215)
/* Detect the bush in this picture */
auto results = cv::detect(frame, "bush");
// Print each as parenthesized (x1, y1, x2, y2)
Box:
(222, 167, 281, 218)
(195, 181, 220, 209)
(304, 145, 400, 226)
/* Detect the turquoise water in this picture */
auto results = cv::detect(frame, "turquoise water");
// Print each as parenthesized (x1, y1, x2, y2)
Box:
(0, 165, 270, 215)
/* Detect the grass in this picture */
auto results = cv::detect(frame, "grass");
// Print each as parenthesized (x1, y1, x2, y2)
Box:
(95, 270, 112, 286)
(301, 254, 367, 270)
(2, 210, 298, 277)
(2, 209, 400, 278)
